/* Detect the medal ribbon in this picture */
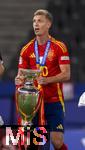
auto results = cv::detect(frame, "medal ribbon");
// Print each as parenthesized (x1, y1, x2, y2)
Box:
(34, 39, 51, 66)
(34, 39, 51, 125)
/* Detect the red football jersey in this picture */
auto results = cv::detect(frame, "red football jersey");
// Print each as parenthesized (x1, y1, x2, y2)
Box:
(18, 36, 70, 104)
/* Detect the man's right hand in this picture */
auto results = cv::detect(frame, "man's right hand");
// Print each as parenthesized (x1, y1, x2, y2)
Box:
(15, 75, 25, 86)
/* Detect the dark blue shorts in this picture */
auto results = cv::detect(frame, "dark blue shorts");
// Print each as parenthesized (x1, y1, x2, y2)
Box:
(32, 102, 64, 132)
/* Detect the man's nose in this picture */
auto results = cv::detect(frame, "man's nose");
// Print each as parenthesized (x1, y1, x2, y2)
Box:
(35, 23, 38, 27)
(34, 21, 39, 26)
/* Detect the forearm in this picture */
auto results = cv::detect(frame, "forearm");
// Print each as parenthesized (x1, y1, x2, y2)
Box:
(46, 71, 70, 84)
(37, 71, 70, 85)
(47, 64, 71, 84)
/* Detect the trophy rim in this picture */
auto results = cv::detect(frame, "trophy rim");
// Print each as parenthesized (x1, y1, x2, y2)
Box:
(20, 68, 41, 74)
(17, 86, 39, 94)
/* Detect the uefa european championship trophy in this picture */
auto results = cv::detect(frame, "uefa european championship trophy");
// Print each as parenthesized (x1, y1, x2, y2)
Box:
(16, 69, 42, 126)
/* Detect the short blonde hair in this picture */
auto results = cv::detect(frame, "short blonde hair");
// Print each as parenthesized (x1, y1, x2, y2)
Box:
(34, 9, 53, 23)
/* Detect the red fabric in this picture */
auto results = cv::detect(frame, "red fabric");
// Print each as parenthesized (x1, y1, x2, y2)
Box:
(38, 89, 46, 125)
(18, 36, 70, 103)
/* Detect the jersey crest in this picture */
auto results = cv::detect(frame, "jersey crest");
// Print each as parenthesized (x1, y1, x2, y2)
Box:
(47, 49, 54, 61)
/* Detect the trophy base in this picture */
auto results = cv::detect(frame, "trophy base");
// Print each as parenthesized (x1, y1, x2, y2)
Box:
(21, 119, 33, 126)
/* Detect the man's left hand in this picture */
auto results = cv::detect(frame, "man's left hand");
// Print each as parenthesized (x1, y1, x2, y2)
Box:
(37, 76, 48, 85)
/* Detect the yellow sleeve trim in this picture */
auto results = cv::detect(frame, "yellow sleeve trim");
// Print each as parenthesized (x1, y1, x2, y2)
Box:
(51, 37, 67, 53)
(57, 83, 65, 112)
(56, 41, 67, 53)
(21, 38, 35, 55)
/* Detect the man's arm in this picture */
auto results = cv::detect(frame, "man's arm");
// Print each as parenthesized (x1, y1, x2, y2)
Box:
(15, 68, 26, 86)
(36, 64, 70, 85)
(48, 64, 70, 83)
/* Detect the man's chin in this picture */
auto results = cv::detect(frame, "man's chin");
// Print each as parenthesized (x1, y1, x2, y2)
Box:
(35, 32, 41, 36)
(36, 34, 41, 36)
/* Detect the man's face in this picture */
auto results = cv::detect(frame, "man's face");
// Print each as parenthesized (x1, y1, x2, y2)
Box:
(33, 15, 51, 36)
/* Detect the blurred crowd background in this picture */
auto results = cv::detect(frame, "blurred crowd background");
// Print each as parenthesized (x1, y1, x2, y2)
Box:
(0, 0, 85, 149)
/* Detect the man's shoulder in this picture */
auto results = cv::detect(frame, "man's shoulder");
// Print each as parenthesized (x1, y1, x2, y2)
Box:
(21, 38, 35, 55)
(51, 37, 67, 53)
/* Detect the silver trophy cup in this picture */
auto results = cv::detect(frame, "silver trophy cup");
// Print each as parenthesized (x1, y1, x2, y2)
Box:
(16, 69, 41, 125)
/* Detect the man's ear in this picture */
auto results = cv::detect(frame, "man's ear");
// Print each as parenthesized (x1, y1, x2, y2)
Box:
(47, 21, 52, 29)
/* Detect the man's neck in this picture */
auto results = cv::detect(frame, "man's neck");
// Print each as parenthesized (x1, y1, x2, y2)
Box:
(36, 34, 50, 45)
